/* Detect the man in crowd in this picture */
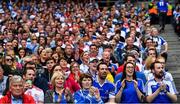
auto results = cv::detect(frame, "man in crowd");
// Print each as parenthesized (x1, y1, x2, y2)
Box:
(0, 75, 35, 103)
(93, 62, 115, 103)
(146, 61, 177, 103)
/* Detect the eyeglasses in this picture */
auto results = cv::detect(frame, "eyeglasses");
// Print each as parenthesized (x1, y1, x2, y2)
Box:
(126, 66, 134, 69)
(100, 68, 108, 70)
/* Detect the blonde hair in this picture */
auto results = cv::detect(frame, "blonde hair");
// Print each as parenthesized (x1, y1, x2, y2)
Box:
(51, 72, 65, 88)
(145, 56, 156, 70)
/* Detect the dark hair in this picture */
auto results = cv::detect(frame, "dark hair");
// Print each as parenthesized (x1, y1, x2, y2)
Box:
(150, 61, 162, 70)
(97, 62, 107, 71)
(46, 57, 55, 65)
(121, 62, 137, 87)
(24, 61, 36, 68)
(90, 44, 97, 48)
(124, 54, 135, 61)
(79, 73, 93, 88)
(18, 47, 27, 58)
(147, 48, 158, 58)
(23, 67, 35, 75)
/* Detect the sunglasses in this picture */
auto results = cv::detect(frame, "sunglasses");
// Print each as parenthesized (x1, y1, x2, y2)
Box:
(6, 58, 13, 62)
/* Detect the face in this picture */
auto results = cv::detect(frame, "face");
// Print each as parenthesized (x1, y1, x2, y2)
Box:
(46, 60, 55, 70)
(157, 58, 166, 69)
(10, 81, 24, 97)
(148, 50, 156, 58)
(53, 65, 63, 73)
(125, 63, 135, 77)
(65, 45, 73, 55)
(5, 56, 13, 66)
(98, 64, 108, 80)
(6, 42, 13, 50)
(126, 37, 134, 46)
(40, 49, 47, 58)
(24, 69, 36, 81)
(127, 56, 136, 65)
(90, 46, 97, 53)
(82, 78, 92, 89)
(82, 52, 89, 62)
(89, 61, 98, 71)
(153, 63, 164, 79)
(19, 49, 25, 57)
(103, 52, 110, 62)
(59, 59, 67, 68)
(52, 53, 59, 62)
(71, 63, 79, 73)
(55, 75, 64, 88)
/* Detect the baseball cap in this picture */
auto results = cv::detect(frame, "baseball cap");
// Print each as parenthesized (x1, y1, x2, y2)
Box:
(89, 58, 98, 63)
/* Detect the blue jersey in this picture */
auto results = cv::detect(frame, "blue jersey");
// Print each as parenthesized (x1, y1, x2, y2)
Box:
(115, 72, 147, 85)
(74, 89, 103, 104)
(93, 78, 115, 103)
(157, 0, 168, 12)
(115, 79, 144, 103)
(145, 79, 177, 103)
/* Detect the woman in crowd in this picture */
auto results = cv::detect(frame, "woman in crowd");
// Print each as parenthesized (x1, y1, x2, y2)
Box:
(44, 72, 73, 103)
(69, 62, 81, 82)
(74, 73, 103, 104)
(115, 62, 145, 103)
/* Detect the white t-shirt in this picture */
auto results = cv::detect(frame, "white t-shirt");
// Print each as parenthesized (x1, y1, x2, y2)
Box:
(25, 86, 44, 103)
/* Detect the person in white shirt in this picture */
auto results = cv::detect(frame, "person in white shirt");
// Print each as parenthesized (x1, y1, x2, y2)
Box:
(23, 67, 44, 104)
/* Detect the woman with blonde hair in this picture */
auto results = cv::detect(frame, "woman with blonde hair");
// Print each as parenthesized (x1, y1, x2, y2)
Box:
(44, 72, 73, 103)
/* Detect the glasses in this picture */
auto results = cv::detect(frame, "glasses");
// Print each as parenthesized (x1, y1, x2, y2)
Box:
(6, 58, 13, 62)
(100, 68, 108, 70)
(32, 38, 37, 40)
(126, 66, 134, 69)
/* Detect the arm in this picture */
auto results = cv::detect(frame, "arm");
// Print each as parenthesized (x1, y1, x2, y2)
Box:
(115, 86, 124, 103)
(135, 87, 145, 102)
(133, 80, 145, 102)
(166, 91, 177, 102)
(163, 42, 168, 52)
(146, 87, 161, 103)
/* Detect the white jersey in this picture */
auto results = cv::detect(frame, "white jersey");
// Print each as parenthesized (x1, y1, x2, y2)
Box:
(25, 86, 44, 103)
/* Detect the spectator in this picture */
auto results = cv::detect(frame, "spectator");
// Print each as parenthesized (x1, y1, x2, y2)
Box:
(0, 65, 8, 98)
(74, 73, 103, 104)
(145, 61, 177, 103)
(23, 67, 44, 103)
(93, 62, 115, 103)
(115, 62, 145, 103)
(44, 72, 73, 103)
(0, 75, 35, 103)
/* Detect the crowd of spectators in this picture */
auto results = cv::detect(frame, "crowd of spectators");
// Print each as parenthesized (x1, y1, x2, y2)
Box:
(0, 0, 179, 103)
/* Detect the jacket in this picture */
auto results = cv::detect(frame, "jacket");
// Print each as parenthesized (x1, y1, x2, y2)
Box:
(0, 91, 35, 104)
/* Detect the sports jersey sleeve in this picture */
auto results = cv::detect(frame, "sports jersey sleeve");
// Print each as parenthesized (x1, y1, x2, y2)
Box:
(138, 79, 145, 93)
(109, 84, 115, 98)
(115, 81, 121, 95)
(167, 81, 176, 95)
(145, 81, 153, 96)
(159, 37, 167, 46)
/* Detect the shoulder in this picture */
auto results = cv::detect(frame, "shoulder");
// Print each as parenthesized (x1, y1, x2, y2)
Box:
(0, 95, 9, 103)
(23, 94, 35, 103)
(33, 86, 44, 92)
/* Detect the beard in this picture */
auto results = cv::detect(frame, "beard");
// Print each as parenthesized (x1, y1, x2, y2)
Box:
(99, 73, 107, 80)
(154, 71, 164, 79)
